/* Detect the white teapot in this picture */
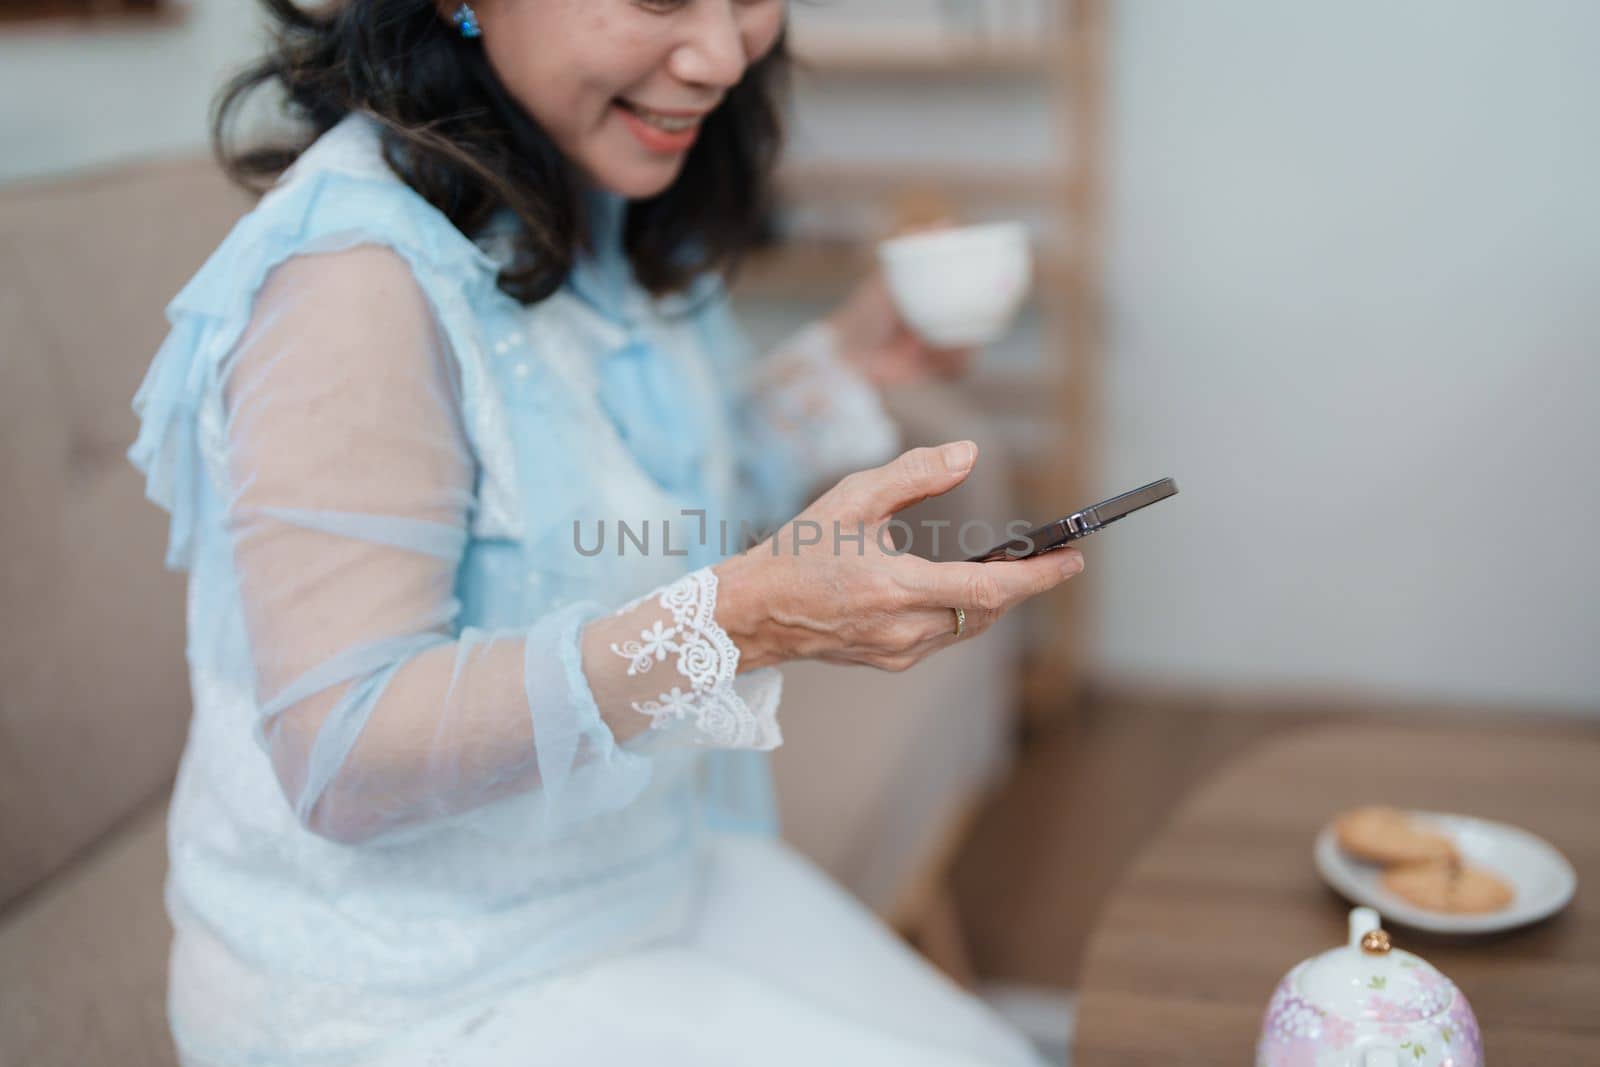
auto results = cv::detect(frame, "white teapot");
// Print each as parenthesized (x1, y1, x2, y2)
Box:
(1255, 907, 1482, 1067)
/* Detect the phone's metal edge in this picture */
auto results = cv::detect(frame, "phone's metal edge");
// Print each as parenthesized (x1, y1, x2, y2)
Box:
(966, 477, 1178, 562)
(1078, 478, 1178, 530)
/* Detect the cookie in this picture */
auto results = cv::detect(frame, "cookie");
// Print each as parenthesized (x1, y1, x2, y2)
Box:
(1382, 860, 1515, 914)
(1334, 806, 1459, 867)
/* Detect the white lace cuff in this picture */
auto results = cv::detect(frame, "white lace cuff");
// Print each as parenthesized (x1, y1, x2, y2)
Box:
(607, 567, 782, 750)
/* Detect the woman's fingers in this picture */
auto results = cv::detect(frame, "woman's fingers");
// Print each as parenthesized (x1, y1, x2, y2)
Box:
(899, 549, 1085, 615)
(787, 445, 1085, 674)
(868, 606, 969, 671)
(834, 442, 978, 523)
(875, 598, 1008, 671)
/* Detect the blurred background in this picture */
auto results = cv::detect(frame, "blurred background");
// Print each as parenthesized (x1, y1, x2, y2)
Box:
(2, 1, 1596, 1064)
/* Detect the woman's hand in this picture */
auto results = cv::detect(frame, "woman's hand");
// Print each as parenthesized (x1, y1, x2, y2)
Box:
(826, 267, 976, 388)
(713, 441, 1083, 673)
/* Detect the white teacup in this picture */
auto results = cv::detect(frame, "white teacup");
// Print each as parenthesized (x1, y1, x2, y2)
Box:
(876, 221, 1032, 348)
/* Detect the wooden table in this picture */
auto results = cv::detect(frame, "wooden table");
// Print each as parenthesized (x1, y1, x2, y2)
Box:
(1073, 721, 1600, 1065)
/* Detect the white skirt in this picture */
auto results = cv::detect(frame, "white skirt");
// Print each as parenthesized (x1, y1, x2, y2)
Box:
(244, 831, 1049, 1067)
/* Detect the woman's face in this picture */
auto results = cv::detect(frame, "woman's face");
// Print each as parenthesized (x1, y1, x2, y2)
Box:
(454, 0, 787, 199)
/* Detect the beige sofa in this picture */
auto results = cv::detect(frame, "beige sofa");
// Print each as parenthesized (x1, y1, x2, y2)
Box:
(0, 156, 1021, 1066)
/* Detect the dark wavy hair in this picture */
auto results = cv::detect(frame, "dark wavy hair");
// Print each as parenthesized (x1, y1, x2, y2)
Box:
(213, 0, 790, 304)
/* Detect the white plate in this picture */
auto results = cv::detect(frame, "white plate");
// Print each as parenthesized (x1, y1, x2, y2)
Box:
(1313, 811, 1577, 934)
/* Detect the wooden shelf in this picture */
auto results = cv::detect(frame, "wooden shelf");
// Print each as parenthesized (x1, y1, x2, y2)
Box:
(767, 2, 1108, 739)
(730, 234, 1074, 304)
(0, 0, 184, 30)
(732, 237, 868, 301)
(791, 32, 1058, 78)
(776, 160, 1067, 209)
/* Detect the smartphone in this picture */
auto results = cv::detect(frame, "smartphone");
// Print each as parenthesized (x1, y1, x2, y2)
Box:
(966, 477, 1179, 562)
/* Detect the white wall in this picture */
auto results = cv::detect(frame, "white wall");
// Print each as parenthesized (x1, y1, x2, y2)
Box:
(0, 0, 265, 185)
(1094, 0, 1600, 711)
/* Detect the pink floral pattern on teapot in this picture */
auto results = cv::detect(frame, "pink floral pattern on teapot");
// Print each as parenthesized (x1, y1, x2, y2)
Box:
(1256, 908, 1482, 1067)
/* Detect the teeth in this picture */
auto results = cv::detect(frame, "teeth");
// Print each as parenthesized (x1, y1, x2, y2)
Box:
(622, 102, 699, 133)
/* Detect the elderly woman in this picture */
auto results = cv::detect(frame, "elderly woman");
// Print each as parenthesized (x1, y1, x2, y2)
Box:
(127, 1, 1083, 1063)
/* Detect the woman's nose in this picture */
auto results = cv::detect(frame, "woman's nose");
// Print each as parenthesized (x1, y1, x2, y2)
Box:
(667, 3, 748, 90)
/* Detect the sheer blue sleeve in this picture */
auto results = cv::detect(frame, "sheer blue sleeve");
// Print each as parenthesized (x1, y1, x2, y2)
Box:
(213, 246, 779, 846)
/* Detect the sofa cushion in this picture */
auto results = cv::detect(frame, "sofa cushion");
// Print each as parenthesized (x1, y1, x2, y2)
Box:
(0, 798, 174, 1067)
(0, 159, 252, 907)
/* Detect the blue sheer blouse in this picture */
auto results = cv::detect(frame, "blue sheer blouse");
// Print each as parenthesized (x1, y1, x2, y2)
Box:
(125, 112, 899, 1063)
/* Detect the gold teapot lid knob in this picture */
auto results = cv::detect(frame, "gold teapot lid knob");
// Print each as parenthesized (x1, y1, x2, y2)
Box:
(1360, 928, 1393, 955)
(1348, 906, 1386, 951)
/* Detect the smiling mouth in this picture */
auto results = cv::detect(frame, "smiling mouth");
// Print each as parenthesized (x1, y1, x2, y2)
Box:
(614, 99, 706, 133)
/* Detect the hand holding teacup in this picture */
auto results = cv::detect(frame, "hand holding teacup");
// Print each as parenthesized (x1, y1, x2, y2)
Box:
(877, 220, 1033, 348)
(825, 219, 1033, 389)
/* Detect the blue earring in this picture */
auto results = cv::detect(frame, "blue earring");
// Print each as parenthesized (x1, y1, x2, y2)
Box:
(452, 2, 481, 39)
